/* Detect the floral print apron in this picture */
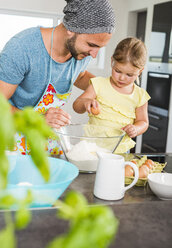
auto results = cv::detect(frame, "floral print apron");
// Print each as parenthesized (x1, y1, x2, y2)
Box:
(14, 27, 74, 157)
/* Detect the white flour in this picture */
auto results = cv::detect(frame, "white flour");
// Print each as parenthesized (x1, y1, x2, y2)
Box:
(66, 140, 110, 171)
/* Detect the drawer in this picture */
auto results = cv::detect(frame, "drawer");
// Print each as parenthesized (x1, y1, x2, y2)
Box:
(148, 113, 168, 129)
(142, 142, 166, 153)
(141, 125, 168, 152)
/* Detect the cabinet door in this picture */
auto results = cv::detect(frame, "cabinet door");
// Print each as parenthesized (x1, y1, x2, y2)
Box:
(150, 2, 172, 63)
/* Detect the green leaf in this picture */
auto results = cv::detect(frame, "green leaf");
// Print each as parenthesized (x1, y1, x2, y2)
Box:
(22, 190, 33, 206)
(0, 222, 16, 248)
(47, 236, 65, 248)
(0, 195, 17, 209)
(57, 191, 88, 222)
(0, 154, 9, 189)
(48, 192, 119, 248)
(15, 208, 31, 230)
(26, 129, 50, 181)
(0, 93, 15, 151)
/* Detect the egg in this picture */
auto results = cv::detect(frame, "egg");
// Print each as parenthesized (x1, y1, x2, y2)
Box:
(139, 165, 149, 178)
(91, 106, 100, 115)
(125, 165, 134, 177)
(144, 160, 153, 170)
(146, 159, 154, 166)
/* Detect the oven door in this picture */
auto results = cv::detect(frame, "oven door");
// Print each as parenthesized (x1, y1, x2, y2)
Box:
(147, 72, 171, 110)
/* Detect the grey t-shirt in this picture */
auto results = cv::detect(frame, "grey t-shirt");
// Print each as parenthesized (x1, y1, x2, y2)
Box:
(0, 27, 91, 109)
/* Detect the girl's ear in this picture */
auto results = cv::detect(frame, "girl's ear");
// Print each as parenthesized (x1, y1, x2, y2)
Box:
(111, 57, 115, 67)
(139, 68, 144, 75)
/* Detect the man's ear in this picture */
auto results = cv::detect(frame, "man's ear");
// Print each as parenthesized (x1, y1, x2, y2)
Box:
(66, 30, 75, 37)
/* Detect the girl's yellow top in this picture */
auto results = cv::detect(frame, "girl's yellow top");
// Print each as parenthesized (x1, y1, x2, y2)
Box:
(88, 77, 151, 153)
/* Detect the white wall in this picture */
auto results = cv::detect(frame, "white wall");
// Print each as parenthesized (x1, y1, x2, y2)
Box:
(0, 0, 65, 14)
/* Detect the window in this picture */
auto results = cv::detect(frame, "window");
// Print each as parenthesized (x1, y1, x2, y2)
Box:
(0, 10, 62, 51)
(87, 47, 106, 70)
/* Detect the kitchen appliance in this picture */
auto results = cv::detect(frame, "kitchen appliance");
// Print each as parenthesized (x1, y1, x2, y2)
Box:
(141, 66, 172, 153)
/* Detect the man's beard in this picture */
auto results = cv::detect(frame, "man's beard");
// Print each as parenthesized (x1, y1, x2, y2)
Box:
(66, 34, 79, 59)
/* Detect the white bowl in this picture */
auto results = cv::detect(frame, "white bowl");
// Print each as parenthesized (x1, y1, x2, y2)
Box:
(148, 173, 172, 200)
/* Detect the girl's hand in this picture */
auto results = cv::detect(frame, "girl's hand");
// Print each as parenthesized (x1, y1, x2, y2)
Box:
(122, 124, 138, 138)
(84, 99, 100, 114)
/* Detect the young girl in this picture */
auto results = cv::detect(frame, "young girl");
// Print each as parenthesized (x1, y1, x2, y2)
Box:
(73, 37, 151, 153)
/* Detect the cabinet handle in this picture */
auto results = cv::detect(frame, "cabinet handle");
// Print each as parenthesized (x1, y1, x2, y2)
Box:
(149, 124, 159, 131)
(149, 113, 160, 120)
(143, 143, 157, 152)
(149, 73, 170, 79)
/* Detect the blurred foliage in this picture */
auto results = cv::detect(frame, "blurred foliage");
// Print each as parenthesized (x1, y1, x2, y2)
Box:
(48, 191, 119, 248)
(0, 93, 118, 248)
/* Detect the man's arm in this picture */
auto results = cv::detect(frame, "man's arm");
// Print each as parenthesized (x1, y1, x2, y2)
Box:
(0, 80, 19, 112)
(0, 79, 71, 127)
(74, 70, 95, 90)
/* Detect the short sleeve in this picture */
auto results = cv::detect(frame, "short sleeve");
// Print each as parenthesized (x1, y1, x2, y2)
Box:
(137, 88, 151, 107)
(0, 37, 29, 85)
(89, 77, 102, 95)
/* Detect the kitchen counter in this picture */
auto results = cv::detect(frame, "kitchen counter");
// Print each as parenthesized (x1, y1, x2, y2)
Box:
(0, 153, 172, 248)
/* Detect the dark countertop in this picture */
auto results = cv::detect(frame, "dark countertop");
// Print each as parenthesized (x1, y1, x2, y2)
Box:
(0, 153, 172, 248)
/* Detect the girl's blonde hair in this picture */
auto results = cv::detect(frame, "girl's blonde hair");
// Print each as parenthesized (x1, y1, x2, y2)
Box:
(112, 37, 147, 69)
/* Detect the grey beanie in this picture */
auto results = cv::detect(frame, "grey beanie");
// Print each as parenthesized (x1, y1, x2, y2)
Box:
(63, 0, 115, 34)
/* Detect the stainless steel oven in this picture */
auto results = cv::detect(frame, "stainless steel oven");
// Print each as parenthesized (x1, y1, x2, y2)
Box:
(141, 72, 171, 153)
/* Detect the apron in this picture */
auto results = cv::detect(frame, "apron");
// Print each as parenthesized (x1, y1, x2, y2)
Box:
(15, 27, 75, 157)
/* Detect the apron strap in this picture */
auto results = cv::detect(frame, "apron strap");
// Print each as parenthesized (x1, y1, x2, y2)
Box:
(49, 27, 56, 83)
(49, 28, 84, 92)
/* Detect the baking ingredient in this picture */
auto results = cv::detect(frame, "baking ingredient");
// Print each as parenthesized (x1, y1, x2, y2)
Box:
(145, 159, 154, 166)
(139, 165, 149, 178)
(125, 165, 134, 177)
(131, 160, 137, 164)
(66, 140, 110, 171)
(144, 160, 153, 170)
(91, 106, 100, 115)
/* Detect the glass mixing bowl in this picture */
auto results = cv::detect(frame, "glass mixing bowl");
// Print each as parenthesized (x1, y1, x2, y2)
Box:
(55, 124, 125, 173)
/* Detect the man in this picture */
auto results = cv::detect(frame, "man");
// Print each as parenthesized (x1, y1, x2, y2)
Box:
(0, 0, 115, 129)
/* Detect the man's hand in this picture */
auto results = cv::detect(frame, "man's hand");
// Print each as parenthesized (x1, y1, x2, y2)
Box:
(44, 107, 71, 129)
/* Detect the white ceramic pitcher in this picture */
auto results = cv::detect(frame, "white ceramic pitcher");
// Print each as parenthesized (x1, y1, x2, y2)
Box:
(94, 152, 139, 200)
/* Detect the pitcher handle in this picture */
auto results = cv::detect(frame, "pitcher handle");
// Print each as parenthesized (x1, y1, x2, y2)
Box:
(124, 162, 139, 191)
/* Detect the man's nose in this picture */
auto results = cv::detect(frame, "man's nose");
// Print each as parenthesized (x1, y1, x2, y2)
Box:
(89, 48, 99, 58)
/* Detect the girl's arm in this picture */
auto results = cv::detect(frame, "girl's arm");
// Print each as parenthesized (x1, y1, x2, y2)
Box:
(73, 84, 98, 114)
(122, 102, 149, 138)
(74, 71, 95, 90)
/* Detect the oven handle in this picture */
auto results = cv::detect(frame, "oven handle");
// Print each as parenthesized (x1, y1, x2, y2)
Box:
(149, 73, 170, 79)
(148, 113, 160, 120)
(149, 124, 159, 131)
(143, 143, 157, 152)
